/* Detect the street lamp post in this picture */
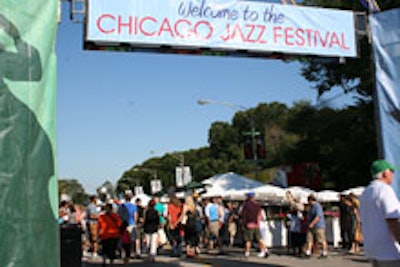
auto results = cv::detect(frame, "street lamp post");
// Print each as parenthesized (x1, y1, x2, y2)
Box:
(197, 98, 261, 176)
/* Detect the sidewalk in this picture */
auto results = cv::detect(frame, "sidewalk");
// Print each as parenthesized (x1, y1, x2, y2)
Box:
(82, 246, 371, 267)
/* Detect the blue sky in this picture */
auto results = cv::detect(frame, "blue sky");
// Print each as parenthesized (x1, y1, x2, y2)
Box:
(56, 2, 356, 193)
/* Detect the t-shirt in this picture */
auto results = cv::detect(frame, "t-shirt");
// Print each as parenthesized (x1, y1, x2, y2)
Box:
(360, 180, 400, 260)
(168, 203, 182, 226)
(205, 203, 219, 221)
(154, 202, 165, 224)
(86, 203, 99, 223)
(241, 200, 261, 228)
(308, 202, 326, 229)
(124, 202, 138, 226)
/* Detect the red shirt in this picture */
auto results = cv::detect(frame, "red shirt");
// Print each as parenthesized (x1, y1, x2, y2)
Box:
(98, 212, 121, 240)
(168, 203, 182, 229)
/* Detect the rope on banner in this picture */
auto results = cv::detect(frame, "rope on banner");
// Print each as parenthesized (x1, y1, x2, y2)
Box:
(359, 0, 381, 12)
(281, 0, 297, 5)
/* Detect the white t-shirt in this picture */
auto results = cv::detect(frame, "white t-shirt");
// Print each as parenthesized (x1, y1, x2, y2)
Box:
(360, 180, 400, 260)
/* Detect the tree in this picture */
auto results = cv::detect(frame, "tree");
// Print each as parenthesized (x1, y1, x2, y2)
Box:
(299, 0, 400, 99)
(58, 179, 88, 204)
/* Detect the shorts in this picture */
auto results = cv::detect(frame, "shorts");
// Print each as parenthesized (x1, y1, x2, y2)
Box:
(127, 225, 142, 241)
(243, 227, 262, 243)
(306, 228, 326, 244)
(88, 222, 98, 243)
(228, 222, 237, 236)
(208, 221, 220, 239)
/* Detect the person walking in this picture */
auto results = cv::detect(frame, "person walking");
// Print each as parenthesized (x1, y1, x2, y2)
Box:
(118, 192, 139, 259)
(86, 195, 100, 258)
(204, 197, 222, 253)
(98, 203, 122, 267)
(339, 194, 353, 250)
(168, 195, 183, 257)
(305, 194, 328, 258)
(143, 199, 160, 262)
(241, 192, 269, 258)
(359, 159, 400, 267)
(349, 193, 362, 254)
(179, 195, 200, 257)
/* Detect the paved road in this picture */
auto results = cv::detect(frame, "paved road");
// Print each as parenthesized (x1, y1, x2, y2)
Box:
(82, 247, 371, 267)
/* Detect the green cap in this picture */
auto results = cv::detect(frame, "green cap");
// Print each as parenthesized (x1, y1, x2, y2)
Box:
(370, 159, 398, 175)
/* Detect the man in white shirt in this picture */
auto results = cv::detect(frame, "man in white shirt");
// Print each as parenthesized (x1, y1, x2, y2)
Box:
(360, 159, 400, 267)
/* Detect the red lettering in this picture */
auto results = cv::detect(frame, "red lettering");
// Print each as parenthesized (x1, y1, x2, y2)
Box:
(97, 14, 115, 34)
(255, 25, 267, 44)
(194, 21, 213, 40)
(329, 32, 341, 48)
(118, 16, 133, 34)
(315, 31, 329, 48)
(305, 29, 313, 47)
(341, 33, 350, 50)
(140, 16, 157, 36)
(175, 19, 191, 38)
(231, 24, 246, 42)
(284, 27, 294, 46)
(273, 26, 283, 44)
(245, 24, 256, 43)
(295, 28, 305, 46)
(158, 18, 174, 37)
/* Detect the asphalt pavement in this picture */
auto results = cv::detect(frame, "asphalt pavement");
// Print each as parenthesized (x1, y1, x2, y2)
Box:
(82, 246, 371, 267)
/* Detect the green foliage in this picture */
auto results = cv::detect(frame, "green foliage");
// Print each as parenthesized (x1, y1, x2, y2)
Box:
(116, 99, 376, 193)
(58, 179, 88, 204)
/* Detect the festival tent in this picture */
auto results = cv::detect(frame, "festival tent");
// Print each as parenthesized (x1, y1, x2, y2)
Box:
(202, 172, 265, 198)
(254, 184, 287, 201)
(341, 186, 365, 197)
(316, 190, 340, 202)
(285, 186, 316, 204)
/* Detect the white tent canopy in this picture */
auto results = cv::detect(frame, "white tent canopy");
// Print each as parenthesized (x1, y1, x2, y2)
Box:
(202, 172, 264, 198)
(254, 184, 286, 201)
(316, 190, 340, 202)
(341, 186, 365, 197)
(285, 186, 316, 204)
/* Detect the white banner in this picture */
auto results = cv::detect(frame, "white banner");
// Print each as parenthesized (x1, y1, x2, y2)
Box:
(87, 0, 357, 57)
(176, 166, 192, 187)
(150, 179, 163, 194)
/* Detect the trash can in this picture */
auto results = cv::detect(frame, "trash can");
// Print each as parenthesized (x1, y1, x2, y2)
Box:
(60, 224, 82, 267)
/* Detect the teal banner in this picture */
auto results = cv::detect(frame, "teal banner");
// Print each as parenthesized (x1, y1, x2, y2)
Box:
(0, 1, 58, 266)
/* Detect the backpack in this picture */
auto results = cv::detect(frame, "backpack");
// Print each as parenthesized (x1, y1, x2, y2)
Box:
(118, 204, 129, 232)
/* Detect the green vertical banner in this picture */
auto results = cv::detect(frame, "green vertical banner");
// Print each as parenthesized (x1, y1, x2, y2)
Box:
(0, 1, 58, 267)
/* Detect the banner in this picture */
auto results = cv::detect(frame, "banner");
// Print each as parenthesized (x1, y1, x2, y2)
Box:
(0, 1, 58, 266)
(87, 0, 357, 57)
(370, 8, 400, 199)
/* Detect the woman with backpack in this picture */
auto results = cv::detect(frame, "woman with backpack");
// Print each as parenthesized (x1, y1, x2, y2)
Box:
(143, 199, 160, 262)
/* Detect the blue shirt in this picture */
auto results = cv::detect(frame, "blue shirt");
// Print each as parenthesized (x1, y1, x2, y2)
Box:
(308, 202, 326, 229)
(124, 202, 138, 226)
(205, 203, 219, 221)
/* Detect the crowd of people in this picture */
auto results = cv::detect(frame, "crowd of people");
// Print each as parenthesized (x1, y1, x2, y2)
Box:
(57, 159, 400, 267)
(58, 190, 335, 266)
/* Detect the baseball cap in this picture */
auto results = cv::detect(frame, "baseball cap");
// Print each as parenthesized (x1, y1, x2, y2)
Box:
(246, 191, 255, 197)
(370, 159, 398, 175)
